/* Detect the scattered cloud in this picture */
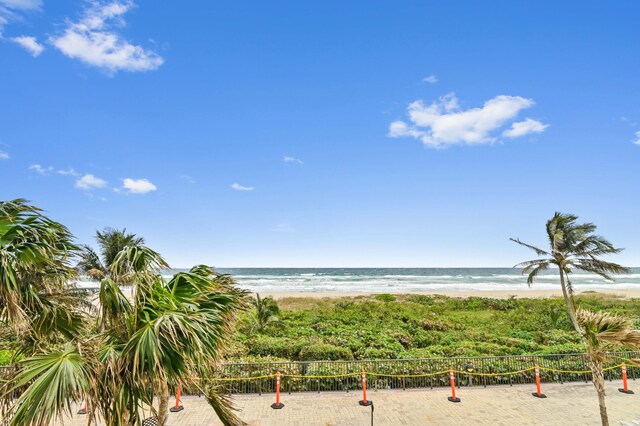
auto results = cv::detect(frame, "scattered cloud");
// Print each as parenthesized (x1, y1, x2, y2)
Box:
(502, 118, 549, 138)
(0, 0, 41, 35)
(29, 164, 82, 176)
(231, 183, 254, 191)
(0, 150, 9, 160)
(275, 223, 294, 233)
(11, 35, 44, 56)
(75, 173, 107, 190)
(29, 163, 53, 174)
(122, 177, 156, 193)
(633, 131, 640, 146)
(423, 75, 438, 84)
(283, 156, 303, 165)
(56, 167, 80, 176)
(50, 1, 164, 74)
(388, 93, 547, 148)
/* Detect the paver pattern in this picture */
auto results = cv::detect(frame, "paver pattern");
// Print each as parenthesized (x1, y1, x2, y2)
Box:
(57, 380, 640, 425)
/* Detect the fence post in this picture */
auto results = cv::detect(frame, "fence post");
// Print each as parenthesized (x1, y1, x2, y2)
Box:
(359, 371, 372, 406)
(447, 369, 460, 403)
(618, 363, 634, 394)
(170, 387, 184, 412)
(271, 372, 284, 409)
(532, 365, 546, 398)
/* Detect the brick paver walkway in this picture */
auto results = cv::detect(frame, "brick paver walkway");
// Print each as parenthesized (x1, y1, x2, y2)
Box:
(58, 380, 640, 425)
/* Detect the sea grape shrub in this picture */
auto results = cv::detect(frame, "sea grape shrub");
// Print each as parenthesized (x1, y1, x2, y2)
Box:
(299, 344, 354, 361)
(247, 336, 308, 359)
(374, 294, 397, 302)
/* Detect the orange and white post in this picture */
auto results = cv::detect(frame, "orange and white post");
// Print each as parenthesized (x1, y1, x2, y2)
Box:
(359, 370, 372, 406)
(447, 369, 460, 402)
(618, 363, 634, 394)
(170, 386, 184, 412)
(271, 372, 284, 409)
(532, 365, 546, 398)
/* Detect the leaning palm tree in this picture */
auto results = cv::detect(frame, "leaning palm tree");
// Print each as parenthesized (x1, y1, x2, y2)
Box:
(511, 212, 628, 332)
(576, 309, 640, 426)
(77, 227, 145, 281)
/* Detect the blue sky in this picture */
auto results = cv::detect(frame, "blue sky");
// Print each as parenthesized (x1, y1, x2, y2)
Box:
(1, 0, 639, 267)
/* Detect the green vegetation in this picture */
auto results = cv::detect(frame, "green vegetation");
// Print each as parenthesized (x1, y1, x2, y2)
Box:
(230, 292, 640, 362)
(0, 200, 246, 426)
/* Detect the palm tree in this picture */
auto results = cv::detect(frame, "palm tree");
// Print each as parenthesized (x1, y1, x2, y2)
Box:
(77, 227, 145, 281)
(576, 309, 640, 426)
(1, 201, 248, 425)
(0, 199, 82, 336)
(250, 294, 280, 332)
(511, 212, 628, 332)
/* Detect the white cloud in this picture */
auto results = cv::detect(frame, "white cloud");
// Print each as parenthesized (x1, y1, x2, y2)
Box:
(56, 167, 79, 176)
(11, 35, 44, 56)
(75, 174, 107, 190)
(231, 183, 254, 191)
(0, 151, 9, 160)
(502, 118, 549, 138)
(283, 156, 303, 165)
(423, 75, 438, 84)
(30, 164, 83, 176)
(29, 163, 53, 174)
(50, 1, 164, 74)
(389, 93, 547, 148)
(633, 131, 640, 146)
(122, 177, 156, 193)
(0, 0, 41, 34)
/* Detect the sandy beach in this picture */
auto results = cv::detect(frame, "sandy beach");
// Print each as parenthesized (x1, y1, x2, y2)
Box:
(263, 288, 640, 300)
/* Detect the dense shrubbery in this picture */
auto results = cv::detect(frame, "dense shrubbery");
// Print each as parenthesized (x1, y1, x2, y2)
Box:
(231, 293, 640, 362)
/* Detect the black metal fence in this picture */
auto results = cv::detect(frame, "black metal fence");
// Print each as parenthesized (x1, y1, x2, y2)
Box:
(2, 351, 638, 395)
(215, 351, 640, 394)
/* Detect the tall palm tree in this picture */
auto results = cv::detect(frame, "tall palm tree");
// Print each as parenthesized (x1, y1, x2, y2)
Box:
(77, 227, 145, 281)
(511, 212, 628, 332)
(576, 309, 640, 426)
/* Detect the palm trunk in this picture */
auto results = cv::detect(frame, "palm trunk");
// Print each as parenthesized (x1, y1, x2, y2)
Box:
(558, 268, 581, 333)
(157, 380, 170, 426)
(587, 348, 609, 426)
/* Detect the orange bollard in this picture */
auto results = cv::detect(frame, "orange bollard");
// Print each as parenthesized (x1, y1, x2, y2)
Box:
(359, 371, 372, 406)
(532, 365, 546, 398)
(447, 369, 460, 403)
(271, 372, 284, 409)
(170, 386, 184, 412)
(77, 401, 87, 414)
(618, 363, 634, 394)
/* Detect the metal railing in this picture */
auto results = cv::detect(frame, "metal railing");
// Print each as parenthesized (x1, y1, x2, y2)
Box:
(214, 351, 640, 394)
(2, 351, 638, 395)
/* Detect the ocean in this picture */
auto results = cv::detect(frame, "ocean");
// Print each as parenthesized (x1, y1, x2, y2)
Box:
(116, 267, 640, 293)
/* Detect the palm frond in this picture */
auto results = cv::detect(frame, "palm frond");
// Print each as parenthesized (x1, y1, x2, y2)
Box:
(509, 238, 549, 256)
(4, 346, 90, 426)
(205, 385, 247, 426)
